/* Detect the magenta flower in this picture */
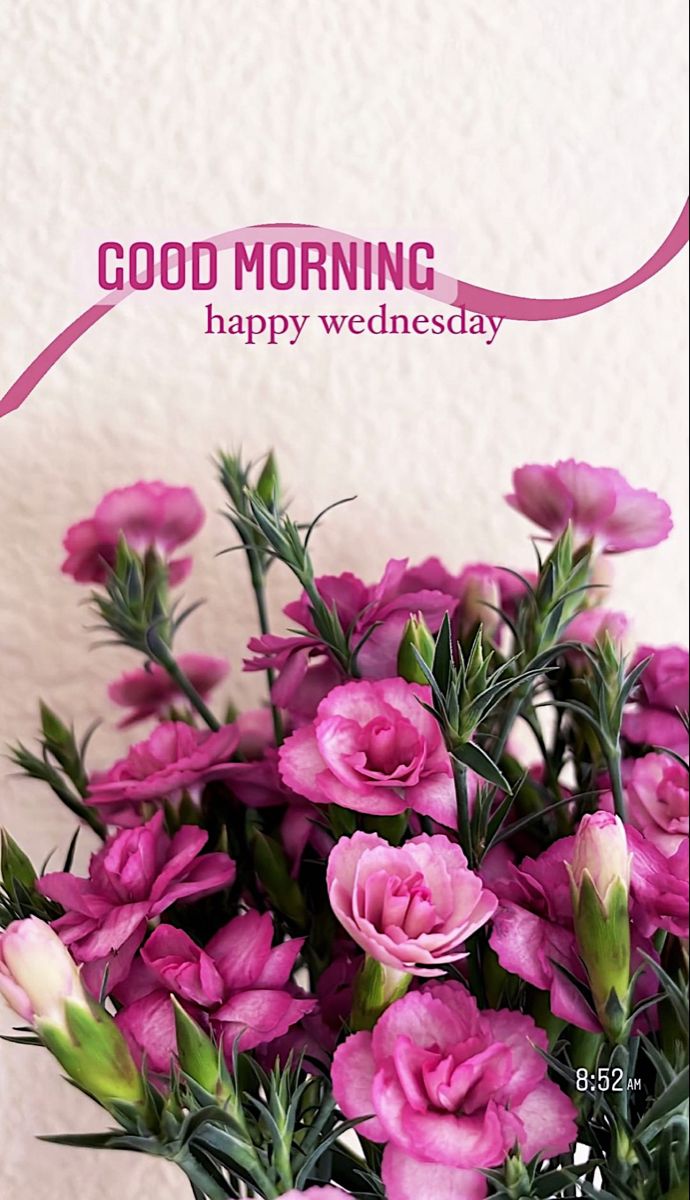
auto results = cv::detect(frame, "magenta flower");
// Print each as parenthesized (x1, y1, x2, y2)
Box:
(36, 812, 236, 995)
(506, 460, 672, 553)
(86, 721, 240, 824)
(327, 832, 496, 975)
(488, 823, 687, 1031)
(233, 708, 276, 759)
(279, 678, 456, 826)
(108, 655, 229, 727)
(115, 912, 314, 1071)
(61, 481, 205, 585)
(633, 644, 689, 710)
(245, 559, 457, 719)
(332, 982, 577, 1200)
(623, 645, 689, 755)
(565, 608, 632, 657)
(625, 753, 689, 857)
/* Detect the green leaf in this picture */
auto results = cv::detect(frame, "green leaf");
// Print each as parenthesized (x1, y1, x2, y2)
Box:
(1, 829, 37, 891)
(453, 742, 511, 791)
(636, 1067, 689, 1137)
(432, 612, 453, 695)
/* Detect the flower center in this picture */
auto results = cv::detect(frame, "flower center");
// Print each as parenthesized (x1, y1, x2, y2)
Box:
(359, 717, 422, 781)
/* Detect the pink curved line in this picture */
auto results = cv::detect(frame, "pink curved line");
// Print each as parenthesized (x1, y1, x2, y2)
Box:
(1, 203, 687, 420)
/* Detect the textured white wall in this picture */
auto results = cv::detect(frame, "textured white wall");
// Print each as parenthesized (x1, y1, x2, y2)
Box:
(0, 2, 688, 1197)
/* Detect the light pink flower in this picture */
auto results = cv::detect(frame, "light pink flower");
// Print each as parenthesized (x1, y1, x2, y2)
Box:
(37, 812, 236, 995)
(625, 753, 689, 857)
(506, 460, 672, 553)
(279, 678, 456, 826)
(245, 559, 457, 719)
(0, 918, 87, 1025)
(61, 481, 204, 585)
(332, 982, 577, 1200)
(454, 564, 524, 640)
(327, 832, 496, 975)
(108, 655, 229, 727)
(488, 823, 687, 1031)
(570, 811, 632, 899)
(115, 912, 314, 1070)
(623, 645, 689, 755)
(87, 721, 240, 823)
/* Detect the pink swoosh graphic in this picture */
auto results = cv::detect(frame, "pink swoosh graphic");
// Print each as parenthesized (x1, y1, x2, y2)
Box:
(1, 204, 687, 420)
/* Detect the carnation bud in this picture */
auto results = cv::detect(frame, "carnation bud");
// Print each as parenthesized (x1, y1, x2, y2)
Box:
(504, 1150, 531, 1196)
(458, 567, 501, 639)
(0, 918, 145, 1110)
(397, 614, 435, 684)
(568, 813, 632, 1042)
(172, 998, 233, 1102)
(256, 450, 280, 506)
(0, 917, 88, 1026)
(571, 811, 632, 899)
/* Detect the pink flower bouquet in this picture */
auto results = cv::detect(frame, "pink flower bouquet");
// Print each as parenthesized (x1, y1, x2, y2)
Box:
(1, 456, 687, 1200)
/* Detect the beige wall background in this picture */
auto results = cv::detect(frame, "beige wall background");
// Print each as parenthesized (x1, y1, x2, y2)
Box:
(0, 2, 688, 1197)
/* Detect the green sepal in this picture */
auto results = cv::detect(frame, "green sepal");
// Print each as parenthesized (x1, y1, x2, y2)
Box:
(350, 955, 412, 1031)
(572, 873, 630, 1041)
(361, 810, 409, 845)
(397, 614, 436, 684)
(38, 997, 145, 1109)
(172, 998, 233, 1102)
(249, 828, 307, 928)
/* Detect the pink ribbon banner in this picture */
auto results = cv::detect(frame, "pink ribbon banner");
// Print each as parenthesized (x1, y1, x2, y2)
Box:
(1, 204, 688, 420)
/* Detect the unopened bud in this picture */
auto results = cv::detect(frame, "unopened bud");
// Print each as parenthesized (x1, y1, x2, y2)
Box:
(568, 813, 632, 1041)
(397, 614, 436, 684)
(256, 450, 280, 506)
(0, 918, 145, 1109)
(458, 566, 501, 639)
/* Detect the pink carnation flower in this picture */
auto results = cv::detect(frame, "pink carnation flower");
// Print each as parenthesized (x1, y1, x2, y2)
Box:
(86, 721, 240, 824)
(327, 832, 496, 975)
(623, 645, 689, 755)
(506, 460, 672, 553)
(488, 823, 687, 1032)
(279, 678, 456, 826)
(565, 608, 631, 651)
(115, 911, 314, 1071)
(37, 812, 235, 995)
(626, 753, 689, 857)
(245, 559, 457, 719)
(108, 655, 229, 727)
(332, 982, 577, 1200)
(61, 481, 204, 584)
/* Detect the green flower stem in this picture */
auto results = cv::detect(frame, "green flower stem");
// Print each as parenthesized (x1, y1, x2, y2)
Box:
(452, 757, 474, 866)
(149, 640, 221, 731)
(492, 689, 526, 764)
(247, 550, 284, 746)
(663, 1184, 690, 1200)
(606, 740, 627, 821)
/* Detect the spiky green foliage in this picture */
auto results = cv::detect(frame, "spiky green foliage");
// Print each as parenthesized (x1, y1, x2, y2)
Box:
(8, 704, 106, 838)
(41, 1050, 376, 1200)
